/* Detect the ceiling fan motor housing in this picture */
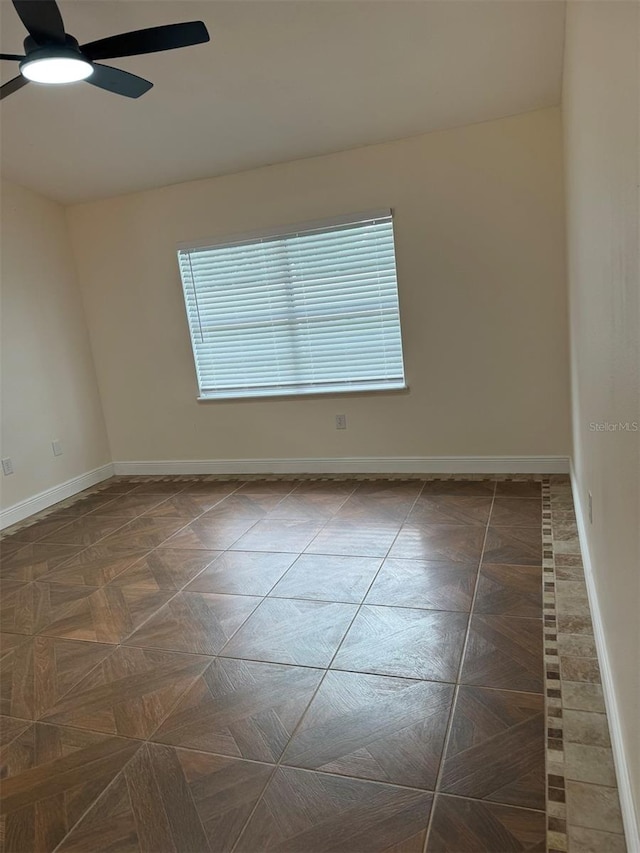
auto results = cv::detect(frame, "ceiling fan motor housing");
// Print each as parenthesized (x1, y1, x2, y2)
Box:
(19, 35, 93, 84)
(21, 34, 85, 63)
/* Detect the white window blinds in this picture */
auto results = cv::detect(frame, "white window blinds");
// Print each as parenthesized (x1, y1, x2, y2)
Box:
(177, 210, 406, 400)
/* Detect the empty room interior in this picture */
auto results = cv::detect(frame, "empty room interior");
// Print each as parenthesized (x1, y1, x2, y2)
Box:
(0, 1, 638, 851)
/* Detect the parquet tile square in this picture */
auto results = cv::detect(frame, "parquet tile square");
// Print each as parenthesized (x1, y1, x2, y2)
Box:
(490, 498, 542, 528)
(461, 615, 544, 692)
(333, 483, 420, 523)
(426, 795, 546, 851)
(0, 538, 28, 558)
(0, 714, 31, 747)
(41, 645, 210, 737)
(420, 480, 495, 497)
(0, 581, 40, 634)
(38, 546, 150, 587)
(353, 480, 423, 499)
(0, 543, 82, 583)
(47, 492, 121, 518)
(185, 550, 297, 596)
(142, 493, 228, 518)
(130, 481, 189, 495)
(202, 493, 284, 519)
(236, 480, 295, 496)
(0, 578, 26, 598)
(4, 516, 75, 545)
(230, 519, 325, 553)
(407, 496, 493, 526)
(0, 635, 114, 720)
(89, 478, 140, 496)
(482, 527, 542, 566)
(388, 524, 485, 563)
(306, 521, 400, 557)
(270, 554, 382, 603)
(474, 564, 542, 617)
(331, 498, 413, 526)
(332, 606, 468, 681)
(109, 548, 219, 590)
(364, 558, 477, 611)
(495, 481, 542, 498)
(38, 515, 130, 547)
(98, 516, 193, 553)
(56, 743, 273, 853)
(221, 597, 358, 667)
(0, 722, 140, 853)
(439, 686, 545, 810)
(33, 582, 174, 644)
(235, 766, 433, 852)
(153, 657, 323, 761)
(124, 592, 261, 655)
(160, 516, 258, 550)
(291, 480, 356, 497)
(1, 639, 35, 718)
(0, 631, 29, 659)
(267, 492, 350, 521)
(283, 670, 453, 788)
(179, 480, 241, 498)
(82, 492, 174, 519)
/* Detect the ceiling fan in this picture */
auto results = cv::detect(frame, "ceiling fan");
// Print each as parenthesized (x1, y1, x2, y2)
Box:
(0, 0, 209, 100)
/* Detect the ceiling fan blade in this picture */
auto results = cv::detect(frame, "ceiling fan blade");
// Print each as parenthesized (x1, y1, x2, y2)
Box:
(0, 54, 25, 61)
(0, 75, 29, 100)
(81, 21, 209, 62)
(87, 63, 153, 99)
(12, 0, 65, 45)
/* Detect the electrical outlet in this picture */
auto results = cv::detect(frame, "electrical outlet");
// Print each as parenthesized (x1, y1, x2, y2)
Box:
(335, 414, 347, 430)
(2, 457, 14, 476)
(588, 491, 593, 524)
(52, 440, 63, 457)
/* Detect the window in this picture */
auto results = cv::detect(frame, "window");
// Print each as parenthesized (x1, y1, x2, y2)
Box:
(177, 210, 406, 400)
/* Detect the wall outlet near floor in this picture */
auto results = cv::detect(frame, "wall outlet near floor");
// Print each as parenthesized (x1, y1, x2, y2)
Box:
(588, 490, 593, 524)
(52, 440, 63, 457)
(1, 457, 14, 476)
(335, 414, 347, 430)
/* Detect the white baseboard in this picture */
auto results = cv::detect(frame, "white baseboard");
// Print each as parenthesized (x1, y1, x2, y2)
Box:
(113, 455, 570, 476)
(570, 463, 640, 852)
(0, 463, 114, 531)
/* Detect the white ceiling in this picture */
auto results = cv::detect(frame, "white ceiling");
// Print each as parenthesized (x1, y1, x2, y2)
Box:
(0, 0, 565, 204)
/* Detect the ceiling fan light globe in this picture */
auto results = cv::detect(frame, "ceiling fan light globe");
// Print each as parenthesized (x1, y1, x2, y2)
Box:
(20, 55, 93, 84)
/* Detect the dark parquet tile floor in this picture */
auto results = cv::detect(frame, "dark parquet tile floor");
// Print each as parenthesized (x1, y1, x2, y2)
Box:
(0, 476, 545, 852)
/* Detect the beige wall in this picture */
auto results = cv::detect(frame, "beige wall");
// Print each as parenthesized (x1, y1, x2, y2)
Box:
(563, 0, 640, 831)
(67, 107, 570, 466)
(0, 180, 110, 510)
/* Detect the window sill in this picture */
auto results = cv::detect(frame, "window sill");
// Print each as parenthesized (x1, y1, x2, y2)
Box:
(196, 383, 409, 403)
